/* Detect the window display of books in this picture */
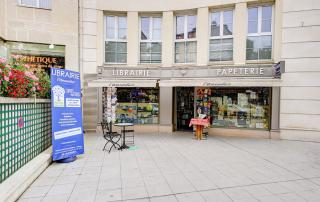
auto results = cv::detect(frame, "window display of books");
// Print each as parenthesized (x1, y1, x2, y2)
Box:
(196, 87, 270, 130)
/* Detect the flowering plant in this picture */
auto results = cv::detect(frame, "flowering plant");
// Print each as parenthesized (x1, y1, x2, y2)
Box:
(0, 56, 51, 98)
(35, 69, 51, 98)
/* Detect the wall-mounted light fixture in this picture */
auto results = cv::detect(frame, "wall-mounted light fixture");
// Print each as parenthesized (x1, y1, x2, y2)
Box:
(97, 67, 103, 74)
(49, 44, 55, 49)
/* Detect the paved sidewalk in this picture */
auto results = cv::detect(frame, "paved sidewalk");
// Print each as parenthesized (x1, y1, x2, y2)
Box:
(18, 133, 320, 202)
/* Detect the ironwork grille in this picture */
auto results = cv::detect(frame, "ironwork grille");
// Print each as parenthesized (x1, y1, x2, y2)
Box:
(0, 102, 51, 183)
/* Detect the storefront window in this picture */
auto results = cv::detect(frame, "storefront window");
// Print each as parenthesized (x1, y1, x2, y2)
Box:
(7, 41, 65, 75)
(195, 87, 271, 130)
(115, 88, 159, 124)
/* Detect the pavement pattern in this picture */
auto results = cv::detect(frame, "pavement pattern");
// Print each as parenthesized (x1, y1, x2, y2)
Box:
(18, 132, 320, 202)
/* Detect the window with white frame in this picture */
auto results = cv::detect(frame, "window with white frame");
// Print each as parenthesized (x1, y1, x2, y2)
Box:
(140, 17, 162, 64)
(18, 0, 52, 9)
(175, 15, 197, 63)
(209, 10, 233, 62)
(105, 16, 127, 63)
(246, 6, 273, 60)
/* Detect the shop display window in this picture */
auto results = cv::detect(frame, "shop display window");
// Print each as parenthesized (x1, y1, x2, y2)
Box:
(195, 87, 271, 130)
(115, 88, 159, 124)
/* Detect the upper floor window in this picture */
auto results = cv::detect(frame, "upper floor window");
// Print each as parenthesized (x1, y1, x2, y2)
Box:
(18, 0, 52, 9)
(209, 10, 233, 62)
(140, 17, 162, 64)
(105, 16, 127, 63)
(175, 15, 197, 63)
(246, 6, 273, 60)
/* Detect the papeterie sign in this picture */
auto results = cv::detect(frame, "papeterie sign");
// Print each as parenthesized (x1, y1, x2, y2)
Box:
(51, 68, 84, 161)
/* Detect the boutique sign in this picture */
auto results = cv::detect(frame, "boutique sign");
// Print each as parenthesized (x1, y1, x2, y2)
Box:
(12, 54, 65, 72)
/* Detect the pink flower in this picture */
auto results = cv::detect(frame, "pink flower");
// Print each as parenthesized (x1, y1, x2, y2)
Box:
(0, 57, 6, 63)
(24, 64, 30, 69)
(25, 71, 39, 81)
(4, 76, 9, 81)
(12, 55, 22, 59)
(31, 87, 36, 92)
(0, 69, 2, 73)
(5, 64, 10, 68)
(8, 71, 12, 77)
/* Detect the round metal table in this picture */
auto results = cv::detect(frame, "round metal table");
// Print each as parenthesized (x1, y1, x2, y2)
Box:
(114, 123, 133, 150)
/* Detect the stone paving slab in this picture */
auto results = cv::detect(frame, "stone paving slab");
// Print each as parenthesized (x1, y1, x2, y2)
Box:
(18, 133, 320, 202)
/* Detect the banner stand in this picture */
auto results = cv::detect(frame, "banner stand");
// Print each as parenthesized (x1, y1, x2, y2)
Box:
(51, 68, 84, 162)
(56, 156, 77, 163)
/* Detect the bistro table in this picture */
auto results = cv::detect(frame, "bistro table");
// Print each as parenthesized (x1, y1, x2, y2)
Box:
(189, 118, 210, 140)
(114, 123, 134, 150)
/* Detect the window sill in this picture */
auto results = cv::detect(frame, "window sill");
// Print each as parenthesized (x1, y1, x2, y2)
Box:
(208, 61, 234, 66)
(245, 60, 274, 64)
(18, 5, 52, 10)
(138, 64, 162, 68)
(103, 63, 128, 67)
(173, 63, 197, 67)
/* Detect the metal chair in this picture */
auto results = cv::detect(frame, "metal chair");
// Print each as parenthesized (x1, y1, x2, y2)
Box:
(101, 122, 121, 153)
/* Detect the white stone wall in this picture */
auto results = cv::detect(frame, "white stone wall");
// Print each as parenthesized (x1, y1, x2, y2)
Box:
(280, 0, 320, 141)
(0, 0, 5, 38)
(80, 0, 99, 130)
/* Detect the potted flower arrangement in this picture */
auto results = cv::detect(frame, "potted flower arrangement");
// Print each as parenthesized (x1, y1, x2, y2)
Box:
(0, 56, 50, 98)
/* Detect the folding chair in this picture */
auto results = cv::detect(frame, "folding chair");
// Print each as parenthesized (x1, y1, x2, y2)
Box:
(101, 122, 121, 153)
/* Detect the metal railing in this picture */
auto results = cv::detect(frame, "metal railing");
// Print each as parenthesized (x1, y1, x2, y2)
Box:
(0, 99, 51, 183)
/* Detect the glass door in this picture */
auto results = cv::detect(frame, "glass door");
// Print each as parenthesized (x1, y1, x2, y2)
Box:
(176, 87, 194, 131)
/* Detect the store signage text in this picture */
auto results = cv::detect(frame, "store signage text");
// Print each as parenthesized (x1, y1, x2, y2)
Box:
(51, 68, 80, 80)
(202, 82, 231, 86)
(112, 69, 151, 77)
(216, 67, 264, 76)
(12, 54, 65, 71)
(107, 83, 135, 87)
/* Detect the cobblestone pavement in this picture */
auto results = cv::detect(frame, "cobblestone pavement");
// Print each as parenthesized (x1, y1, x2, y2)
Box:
(19, 132, 320, 202)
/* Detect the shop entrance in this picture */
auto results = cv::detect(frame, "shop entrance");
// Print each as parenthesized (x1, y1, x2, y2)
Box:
(175, 87, 194, 131)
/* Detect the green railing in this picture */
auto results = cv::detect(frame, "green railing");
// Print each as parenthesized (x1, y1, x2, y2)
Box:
(0, 98, 51, 183)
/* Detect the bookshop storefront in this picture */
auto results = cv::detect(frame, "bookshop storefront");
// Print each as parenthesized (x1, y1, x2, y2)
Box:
(88, 64, 282, 137)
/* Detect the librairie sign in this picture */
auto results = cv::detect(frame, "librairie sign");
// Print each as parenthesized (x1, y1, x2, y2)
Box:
(112, 69, 151, 77)
(102, 65, 275, 78)
(51, 68, 84, 161)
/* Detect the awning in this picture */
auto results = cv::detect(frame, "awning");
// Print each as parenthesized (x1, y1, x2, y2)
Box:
(158, 78, 282, 87)
(87, 79, 158, 88)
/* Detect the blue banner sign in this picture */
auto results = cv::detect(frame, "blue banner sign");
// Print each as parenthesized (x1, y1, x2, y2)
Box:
(51, 68, 84, 161)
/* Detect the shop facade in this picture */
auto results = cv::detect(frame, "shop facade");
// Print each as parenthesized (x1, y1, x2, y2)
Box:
(87, 65, 281, 137)
(80, 0, 320, 141)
